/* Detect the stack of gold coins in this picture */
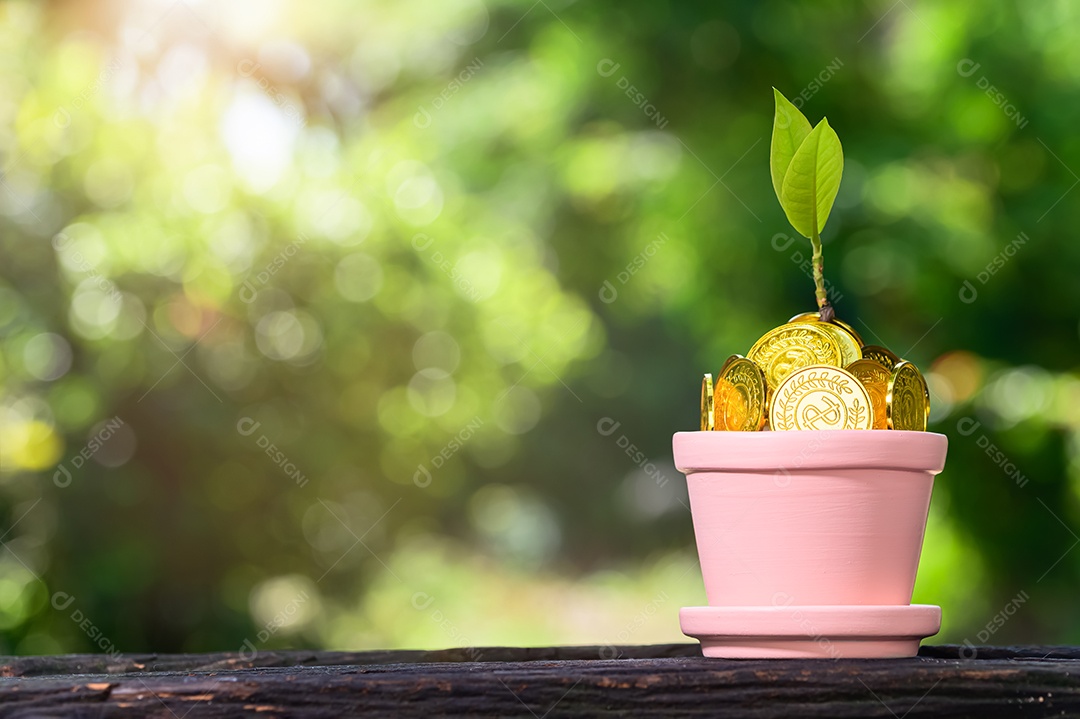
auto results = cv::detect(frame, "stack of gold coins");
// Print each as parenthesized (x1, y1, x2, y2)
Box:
(699, 312, 929, 432)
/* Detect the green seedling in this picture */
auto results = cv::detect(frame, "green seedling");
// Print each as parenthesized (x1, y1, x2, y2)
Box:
(770, 88, 844, 320)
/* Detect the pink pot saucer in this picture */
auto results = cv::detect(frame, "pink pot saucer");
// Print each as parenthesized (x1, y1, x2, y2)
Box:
(680, 604, 941, 659)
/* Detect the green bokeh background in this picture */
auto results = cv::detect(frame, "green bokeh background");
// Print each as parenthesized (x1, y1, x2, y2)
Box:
(0, 0, 1076, 653)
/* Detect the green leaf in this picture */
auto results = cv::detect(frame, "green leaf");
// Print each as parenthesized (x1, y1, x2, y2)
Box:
(779, 117, 844, 239)
(770, 88, 813, 204)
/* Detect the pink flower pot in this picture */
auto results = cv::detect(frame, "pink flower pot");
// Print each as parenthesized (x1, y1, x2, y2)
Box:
(673, 429, 947, 658)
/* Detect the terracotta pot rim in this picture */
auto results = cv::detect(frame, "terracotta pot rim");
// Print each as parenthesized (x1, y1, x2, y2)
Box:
(674, 429, 947, 474)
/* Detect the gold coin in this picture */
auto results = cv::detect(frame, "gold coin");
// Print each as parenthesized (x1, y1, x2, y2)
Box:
(846, 359, 889, 430)
(747, 322, 845, 392)
(713, 355, 767, 431)
(832, 319, 864, 348)
(769, 365, 874, 431)
(701, 373, 715, 431)
(788, 311, 865, 347)
(862, 345, 900, 372)
(817, 322, 863, 367)
(887, 361, 929, 431)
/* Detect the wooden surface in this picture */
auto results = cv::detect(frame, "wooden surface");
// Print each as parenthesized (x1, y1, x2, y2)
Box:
(0, 644, 1078, 717)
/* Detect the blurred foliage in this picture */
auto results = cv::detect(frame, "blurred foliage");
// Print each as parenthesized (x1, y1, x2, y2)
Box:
(0, 0, 1078, 653)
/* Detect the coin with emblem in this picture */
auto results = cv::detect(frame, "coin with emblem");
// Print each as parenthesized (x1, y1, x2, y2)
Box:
(701, 373, 715, 431)
(713, 355, 767, 431)
(846, 359, 889, 430)
(862, 345, 900, 372)
(788, 311, 865, 348)
(748, 322, 845, 392)
(769, 364, 874, 431)
(886, 361, 929, 431)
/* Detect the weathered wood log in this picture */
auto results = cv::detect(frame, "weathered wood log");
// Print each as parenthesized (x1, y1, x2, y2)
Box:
(919, 644, 1080, 660)
(0, 645, 1076, 717)
(0, 643, 702, 677)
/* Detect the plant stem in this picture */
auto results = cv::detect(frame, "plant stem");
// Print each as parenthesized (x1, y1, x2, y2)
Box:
(810, 229, 833, 321)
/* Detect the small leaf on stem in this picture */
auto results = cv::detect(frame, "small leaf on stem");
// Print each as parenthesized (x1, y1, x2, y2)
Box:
(779, 118, 844, 239)
(770, 88, 813, 204)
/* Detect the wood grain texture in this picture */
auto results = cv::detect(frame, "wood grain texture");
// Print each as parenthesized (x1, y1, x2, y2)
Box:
(0, 644, 701, 677)
(0, 645, 1076, 718)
